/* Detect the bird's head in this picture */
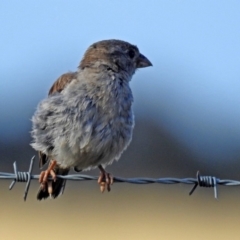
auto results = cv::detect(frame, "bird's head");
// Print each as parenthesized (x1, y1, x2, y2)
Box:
(79, 39, 152, 76)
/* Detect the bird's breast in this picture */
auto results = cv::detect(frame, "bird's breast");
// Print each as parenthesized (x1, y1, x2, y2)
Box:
(61, 75, 135, 168)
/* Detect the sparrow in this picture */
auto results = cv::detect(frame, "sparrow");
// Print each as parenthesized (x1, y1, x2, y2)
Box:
(31, 39, 152, 200)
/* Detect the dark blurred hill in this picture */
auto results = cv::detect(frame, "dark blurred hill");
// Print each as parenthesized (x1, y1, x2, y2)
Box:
(1, 117, 239, 181)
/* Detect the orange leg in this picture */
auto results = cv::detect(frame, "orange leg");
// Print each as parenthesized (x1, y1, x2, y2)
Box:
(39, 160, 57, 196)
(97, 165, 113, 193)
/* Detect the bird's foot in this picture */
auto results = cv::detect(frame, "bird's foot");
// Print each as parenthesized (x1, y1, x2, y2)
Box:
(39, 160, 57, 197)
(98, 165, 113, 193)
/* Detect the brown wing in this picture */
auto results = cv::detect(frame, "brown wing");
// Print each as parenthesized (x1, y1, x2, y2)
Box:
(48, 72, 78, 95)
(39, 72, 77, 168)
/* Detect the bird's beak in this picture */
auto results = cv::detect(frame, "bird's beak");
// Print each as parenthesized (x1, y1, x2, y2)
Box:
(136, 53, 152, 68)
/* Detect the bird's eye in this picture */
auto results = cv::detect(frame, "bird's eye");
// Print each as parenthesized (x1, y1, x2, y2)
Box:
(128, 49, 135, 59)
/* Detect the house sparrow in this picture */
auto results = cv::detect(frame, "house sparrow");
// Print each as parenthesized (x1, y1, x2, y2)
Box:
(31, 39, 152, 200)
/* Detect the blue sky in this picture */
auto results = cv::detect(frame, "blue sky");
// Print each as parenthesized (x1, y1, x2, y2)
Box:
(1, 0, 240, 163)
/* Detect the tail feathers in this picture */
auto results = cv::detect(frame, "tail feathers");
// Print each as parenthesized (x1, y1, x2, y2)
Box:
(37, 167, 70, 200)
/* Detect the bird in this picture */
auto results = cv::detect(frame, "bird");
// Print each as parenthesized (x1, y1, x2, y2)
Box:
(31, 39, 152, 200)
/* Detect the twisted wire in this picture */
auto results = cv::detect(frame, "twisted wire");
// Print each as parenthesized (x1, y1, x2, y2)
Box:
(1, 156, 240, 201)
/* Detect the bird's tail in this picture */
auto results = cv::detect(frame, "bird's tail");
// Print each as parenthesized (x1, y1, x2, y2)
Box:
(37, 166, 70, 200)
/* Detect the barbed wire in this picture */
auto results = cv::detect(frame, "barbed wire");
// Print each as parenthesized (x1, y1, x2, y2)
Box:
(1, 156, 240, 201)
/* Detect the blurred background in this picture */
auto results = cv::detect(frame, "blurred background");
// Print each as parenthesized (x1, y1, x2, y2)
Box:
(1, 1, 240, 239)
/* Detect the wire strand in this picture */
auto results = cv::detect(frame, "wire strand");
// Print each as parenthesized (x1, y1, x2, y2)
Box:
(1, 156, 240, 201)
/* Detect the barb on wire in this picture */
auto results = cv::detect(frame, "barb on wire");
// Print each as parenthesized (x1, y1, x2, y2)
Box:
(1, 156, 240, 201)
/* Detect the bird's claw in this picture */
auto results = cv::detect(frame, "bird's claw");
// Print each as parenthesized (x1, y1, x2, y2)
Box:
(39, 160, 57, 196)
(98, 171, 113, 193)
